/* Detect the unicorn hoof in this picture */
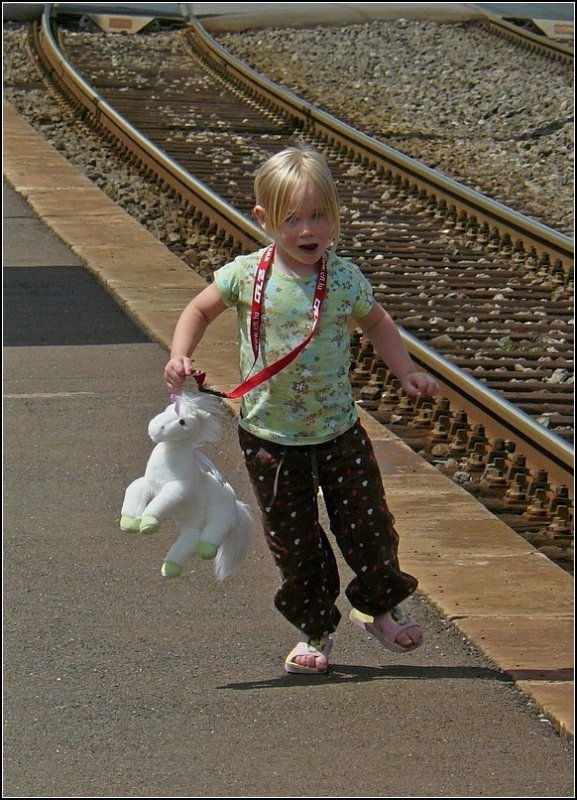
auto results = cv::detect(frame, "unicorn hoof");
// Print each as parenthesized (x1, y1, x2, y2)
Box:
(140, 515, 161, 535)
(120, 515, 141, 533)
(161, 560, 183, 578)
(196, 541, 218, 560)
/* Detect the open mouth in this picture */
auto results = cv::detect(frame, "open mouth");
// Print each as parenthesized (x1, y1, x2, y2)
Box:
(299, 243, 318, 252)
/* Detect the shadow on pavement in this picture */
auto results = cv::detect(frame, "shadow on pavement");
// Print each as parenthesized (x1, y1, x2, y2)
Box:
(218, 663, 514, 690)
(4, 266, 151, 346)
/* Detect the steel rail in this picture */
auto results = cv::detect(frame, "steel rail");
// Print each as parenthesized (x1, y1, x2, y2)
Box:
(183, 9, 573, 477)
(40, 4, 573, 481)
(41, 4, 268, 252)
(404, 329, 573, 478)
(183, 9, 573, 277)
(484, 13, 574, 64)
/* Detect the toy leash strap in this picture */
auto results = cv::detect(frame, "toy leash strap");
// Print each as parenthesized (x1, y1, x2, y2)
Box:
(191, 244, 328, 399)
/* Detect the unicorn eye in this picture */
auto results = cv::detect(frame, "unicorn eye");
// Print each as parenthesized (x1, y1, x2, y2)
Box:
(179, 419, 186, 426)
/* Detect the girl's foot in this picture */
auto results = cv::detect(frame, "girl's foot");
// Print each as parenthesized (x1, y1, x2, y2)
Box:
(375, 607, 422, 649)
(350, 606, 423, 653)
(284, 635, 333, 674)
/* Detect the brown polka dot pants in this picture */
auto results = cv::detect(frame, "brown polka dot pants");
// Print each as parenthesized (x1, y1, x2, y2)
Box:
(238, 420, 418, 639)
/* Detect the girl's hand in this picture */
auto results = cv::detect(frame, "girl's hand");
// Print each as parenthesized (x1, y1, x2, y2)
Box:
(164, 356, 194, 390)
(400, 371, 439, 398)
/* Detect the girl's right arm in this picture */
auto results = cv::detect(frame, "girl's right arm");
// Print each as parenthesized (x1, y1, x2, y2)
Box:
(164, 282, 228, 390)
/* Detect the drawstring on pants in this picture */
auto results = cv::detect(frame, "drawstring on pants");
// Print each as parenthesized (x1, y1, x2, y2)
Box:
(270, 450, 287, 509)
(268, 446, 319, 509)
(310, 447, 320, 497)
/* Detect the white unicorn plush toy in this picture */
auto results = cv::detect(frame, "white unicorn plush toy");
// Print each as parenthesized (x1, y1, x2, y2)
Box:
(120, 390, 253, 580)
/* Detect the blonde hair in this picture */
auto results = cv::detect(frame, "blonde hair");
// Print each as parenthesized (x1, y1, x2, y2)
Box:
(254, 147, 340, 248)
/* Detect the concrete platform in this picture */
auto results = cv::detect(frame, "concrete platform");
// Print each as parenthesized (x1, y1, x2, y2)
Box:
(3, 99, 574, 796)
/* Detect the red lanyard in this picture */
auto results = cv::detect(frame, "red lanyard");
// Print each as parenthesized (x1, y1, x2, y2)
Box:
(189, 245, 328, 399)
(226, 244, 328, 399)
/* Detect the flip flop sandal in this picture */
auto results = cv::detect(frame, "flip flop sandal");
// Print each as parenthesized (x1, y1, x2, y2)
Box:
(350, 606, 423, 653)
(284, 636, 333, 674)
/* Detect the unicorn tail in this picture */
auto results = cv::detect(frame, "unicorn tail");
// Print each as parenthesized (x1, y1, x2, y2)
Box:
(214, 501, 253, 581)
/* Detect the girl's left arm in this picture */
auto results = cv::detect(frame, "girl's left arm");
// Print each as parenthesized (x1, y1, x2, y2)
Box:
(353, 303, 439, 397)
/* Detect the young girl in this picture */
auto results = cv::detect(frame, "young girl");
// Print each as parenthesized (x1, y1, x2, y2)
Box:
(165, 147, 438, 674)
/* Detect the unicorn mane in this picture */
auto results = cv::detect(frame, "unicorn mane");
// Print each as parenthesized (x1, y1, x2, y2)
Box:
(164, 390, 223, 445)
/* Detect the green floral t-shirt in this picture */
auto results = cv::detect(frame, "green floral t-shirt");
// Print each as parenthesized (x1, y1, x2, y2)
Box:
(214, 248, 374, 445)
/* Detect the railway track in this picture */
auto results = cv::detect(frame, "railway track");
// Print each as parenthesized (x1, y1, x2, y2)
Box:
(482, 13, 573, 63)
(27, 7, 573, 569)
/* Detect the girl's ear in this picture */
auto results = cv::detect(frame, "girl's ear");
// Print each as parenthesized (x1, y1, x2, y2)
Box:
(253, 205, 266, 229)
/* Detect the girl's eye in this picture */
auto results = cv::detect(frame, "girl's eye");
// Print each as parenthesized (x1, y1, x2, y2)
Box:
(179, 419, 186, 426)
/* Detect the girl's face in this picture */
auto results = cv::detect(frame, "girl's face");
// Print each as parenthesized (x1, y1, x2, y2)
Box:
(254, 185, 333, 272)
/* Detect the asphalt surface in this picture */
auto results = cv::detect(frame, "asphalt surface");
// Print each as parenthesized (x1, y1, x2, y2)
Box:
(3, 173, 574, 798)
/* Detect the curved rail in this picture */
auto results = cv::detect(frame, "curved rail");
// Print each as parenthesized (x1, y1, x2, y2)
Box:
(404, 329, 573, 479)
(183, 11, 574, 278)
(484, 13, 574, 65)
(37, 4, 573, 488)
(40, 5, 267, 252)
